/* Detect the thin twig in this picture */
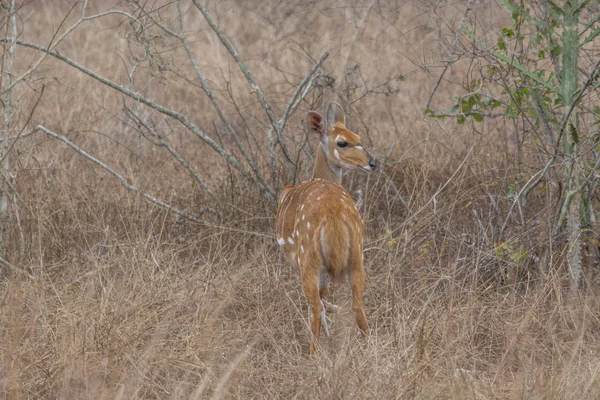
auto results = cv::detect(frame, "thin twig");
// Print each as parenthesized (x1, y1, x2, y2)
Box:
(145, 0, 271, 196)
(0, 38, 276, 201)
(555, 58, 600, 150)
(278, 52, 329, 132)
(0, 4, 137, 96)
(193, 0, 279, 170)
(0, 85, 45, 166)
(0, 255, 33, 279)
(210, 341, 256, 400)
(0, 0, 17, 258)
(36, 125, 208, 222)
(125, 106, 219, 203)
(426, 0, 474, 110)
(554, 156, 600, 233)
(275, 52, 329, 173)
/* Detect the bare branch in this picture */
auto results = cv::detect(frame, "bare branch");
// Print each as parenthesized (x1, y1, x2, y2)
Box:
(279, 52, 329, 130)
(1, 5, 137, 97)
(143, 0, 272, 194)
(555, 58, 600, 150)
(0, 254, 33, 278)
(554, 156, 600, 233)
(124, 106, 219, 203)
(0, 0, 17, 257)
(193, 0, 279, 169)
(426, 0, 475, 110)
(35, 125, 210, 222)
(0, 85, 44, 165)
(266, 52, 330, 178)
(0, 38, 276, 201)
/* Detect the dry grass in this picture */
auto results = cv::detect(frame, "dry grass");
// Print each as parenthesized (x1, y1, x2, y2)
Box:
(1, 0, 600, 398)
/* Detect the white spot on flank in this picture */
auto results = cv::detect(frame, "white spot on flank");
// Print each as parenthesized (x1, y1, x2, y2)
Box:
(294, 230, 299, 237)
(277, 237, 285, 246)
(302, 214, 305, 221)
(300, 204, 305, 211)
(297, 256, 301, 265)
(307, 222, 311, 229)
(301, 245, 304, 253)
(334, 149, 341, 160)
(287, 237, 295, 245)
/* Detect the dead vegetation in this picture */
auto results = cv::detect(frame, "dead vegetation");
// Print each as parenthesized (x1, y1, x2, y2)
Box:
(1, 0, 600, 398)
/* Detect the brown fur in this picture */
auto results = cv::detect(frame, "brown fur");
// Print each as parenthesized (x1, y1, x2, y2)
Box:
(276, 102, 374, 353)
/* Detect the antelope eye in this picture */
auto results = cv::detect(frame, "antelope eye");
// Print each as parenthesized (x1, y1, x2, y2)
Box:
(337, 141, 348, 148)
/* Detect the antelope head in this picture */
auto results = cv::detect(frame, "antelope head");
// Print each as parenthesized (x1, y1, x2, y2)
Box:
(307, 102, 376, 183)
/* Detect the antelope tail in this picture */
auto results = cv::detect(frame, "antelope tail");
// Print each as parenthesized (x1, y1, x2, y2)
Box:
(319, 217, 350, 282)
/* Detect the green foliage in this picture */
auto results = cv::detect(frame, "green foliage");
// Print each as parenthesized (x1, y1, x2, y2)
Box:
(495, 238, 529, 265)
(427, 0, 600, 289)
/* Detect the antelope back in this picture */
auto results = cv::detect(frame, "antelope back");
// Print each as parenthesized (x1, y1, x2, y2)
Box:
(276, 179, 364, 278)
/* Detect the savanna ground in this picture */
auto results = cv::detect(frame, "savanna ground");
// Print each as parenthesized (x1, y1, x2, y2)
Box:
(1, 0, 600, 398)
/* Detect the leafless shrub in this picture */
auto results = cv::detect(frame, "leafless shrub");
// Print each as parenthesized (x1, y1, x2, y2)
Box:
(0, 1, 599, 398)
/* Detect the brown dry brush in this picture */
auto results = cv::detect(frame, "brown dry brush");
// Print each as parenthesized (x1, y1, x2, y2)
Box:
(0, 0, 600, 399)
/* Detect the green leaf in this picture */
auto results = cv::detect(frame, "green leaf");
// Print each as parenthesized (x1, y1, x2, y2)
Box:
(466, 32, 556, 92)
(538, 50, 545, 58)
(502, 27, 515, 38)
(581, 25, 600, 46)
(457, 115, 466, 124)
(424, 109, 434, 117)
(472, 113, 484, 122)
(569, 123, 579, 144)
(551, 45, 561, 57)
(502, 0, 544, 28)
(547, 1, 564, 18)
(506, 105, 517, 119)
(447, 104, 460, 114)
(498, 39, 506, 51)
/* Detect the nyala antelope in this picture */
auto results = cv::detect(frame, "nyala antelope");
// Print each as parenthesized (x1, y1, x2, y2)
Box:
(276, 101, 376, 353)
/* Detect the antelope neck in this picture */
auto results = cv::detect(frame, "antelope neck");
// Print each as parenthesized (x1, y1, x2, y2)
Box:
(312, 143, 342, 184)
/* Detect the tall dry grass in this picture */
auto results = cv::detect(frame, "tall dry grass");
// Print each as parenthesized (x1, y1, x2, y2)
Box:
(1, 0, 599, 398)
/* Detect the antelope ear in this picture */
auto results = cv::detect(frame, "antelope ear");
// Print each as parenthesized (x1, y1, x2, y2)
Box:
(307, 111, 324, 136)
(326, 101, 345, 127)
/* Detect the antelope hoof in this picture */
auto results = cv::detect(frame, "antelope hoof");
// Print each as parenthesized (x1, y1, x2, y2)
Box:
(320, 305, 330, 337)
(322, 299, 340, 313)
